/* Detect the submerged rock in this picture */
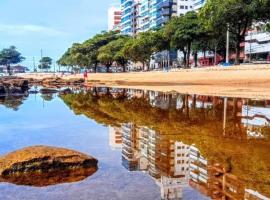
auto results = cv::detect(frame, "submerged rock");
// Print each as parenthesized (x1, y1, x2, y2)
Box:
(0, 146, 98, 187)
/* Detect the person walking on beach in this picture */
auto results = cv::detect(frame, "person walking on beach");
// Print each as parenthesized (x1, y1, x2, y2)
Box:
(83, 70, 88, 82)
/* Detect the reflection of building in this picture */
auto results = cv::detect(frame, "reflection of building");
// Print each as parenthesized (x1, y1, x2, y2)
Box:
(157, 139, 190, 199)
(109, 126, 123, 150)
(120, 124, 191, 199)
(189, 145, 209, 196)
(121, 123, 140, 171)
(149, 92, 178, 110)
(242, 105, 270, 139)
(245, 189, 270, 200)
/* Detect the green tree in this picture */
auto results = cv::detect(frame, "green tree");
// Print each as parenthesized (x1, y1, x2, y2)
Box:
(164, 12, 204, 68)
(97, 36, 130, 72)
(122, 31, 164, 70)
(200, 0, 270, 64)
(81, 31, 121, 72)
(0, 46, 25, 75)
(39, 57, 52, 71)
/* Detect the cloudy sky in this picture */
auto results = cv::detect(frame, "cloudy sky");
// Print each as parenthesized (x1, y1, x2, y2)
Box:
(0, 0, 119, 68)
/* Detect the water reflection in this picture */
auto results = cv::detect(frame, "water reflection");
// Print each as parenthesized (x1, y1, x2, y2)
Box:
(61, 87, 270, 200)
(0, 94, 29, 111)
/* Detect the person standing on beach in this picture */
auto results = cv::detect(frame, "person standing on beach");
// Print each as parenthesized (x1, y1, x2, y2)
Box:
(83, 70, 88, 82)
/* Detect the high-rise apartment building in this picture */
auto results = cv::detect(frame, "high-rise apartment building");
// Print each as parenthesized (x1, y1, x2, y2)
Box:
(177, 0, 194, 15)
(108, 6, 122, 31)
(121, 0, 193, 35)
(193, 0, 206, 11)
(121, 0, 141, 35)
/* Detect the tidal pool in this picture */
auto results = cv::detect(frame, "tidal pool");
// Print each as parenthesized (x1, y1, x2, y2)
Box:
(0, 88, 269, 200)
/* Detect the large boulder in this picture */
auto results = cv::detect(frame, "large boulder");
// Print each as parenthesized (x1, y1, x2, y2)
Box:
(0, 146, 98, 186)
(0, 77, 29, 94)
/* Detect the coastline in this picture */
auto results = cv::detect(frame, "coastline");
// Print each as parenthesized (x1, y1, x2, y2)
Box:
(18, 64, 270, 99)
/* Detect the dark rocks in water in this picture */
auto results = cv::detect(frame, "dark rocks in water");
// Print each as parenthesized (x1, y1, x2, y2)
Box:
(39, 88, 58, 94)
(0, 146, 98, 187)
(0, 77, 29, 95)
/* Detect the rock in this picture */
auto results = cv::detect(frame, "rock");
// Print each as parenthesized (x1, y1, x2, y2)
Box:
(0, 146, 98, 186)
(0, 77, 29, 95)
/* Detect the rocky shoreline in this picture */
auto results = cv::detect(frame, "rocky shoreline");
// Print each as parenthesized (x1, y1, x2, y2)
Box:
(0, 76, 85, 96)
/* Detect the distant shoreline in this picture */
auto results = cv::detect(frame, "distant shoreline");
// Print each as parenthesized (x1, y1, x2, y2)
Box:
(17, 64, 270, 99)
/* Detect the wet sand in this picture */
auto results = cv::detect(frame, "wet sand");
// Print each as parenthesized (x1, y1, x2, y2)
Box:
(19, 64, 270, 99)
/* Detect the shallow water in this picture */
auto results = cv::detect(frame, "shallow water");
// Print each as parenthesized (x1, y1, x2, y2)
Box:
(0, 88, 269, 200)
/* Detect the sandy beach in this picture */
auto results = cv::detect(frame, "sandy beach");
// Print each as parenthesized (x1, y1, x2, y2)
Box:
(19, 64, 270, 99)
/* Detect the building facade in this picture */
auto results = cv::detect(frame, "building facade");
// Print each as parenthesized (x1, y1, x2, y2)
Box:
(121, 0, 193, 36)
(121, 0, 141, 35)
(108, 6, 122, 31)
(245, 28, 270, 62)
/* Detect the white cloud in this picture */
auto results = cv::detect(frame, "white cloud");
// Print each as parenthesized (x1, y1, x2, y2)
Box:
(0, 24, 65, 36)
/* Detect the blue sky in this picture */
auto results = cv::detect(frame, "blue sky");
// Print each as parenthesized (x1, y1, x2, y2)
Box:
(0, 0, 119, 68)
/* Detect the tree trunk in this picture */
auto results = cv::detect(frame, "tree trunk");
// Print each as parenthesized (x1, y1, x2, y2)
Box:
(186, 43, 191, 68)
(235, 38, 241, 65)
(183, 50, 187, 67)
(194, 51, 198, 67)
(106, 65, 110, 73)
(7, 64, 11, 76)
(94, 63, 97, 73)
(214, 45, 217, 65)
(123, 65, 126, 73)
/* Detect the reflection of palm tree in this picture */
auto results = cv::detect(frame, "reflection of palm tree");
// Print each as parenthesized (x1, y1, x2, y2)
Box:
(41, 93, 54, 102)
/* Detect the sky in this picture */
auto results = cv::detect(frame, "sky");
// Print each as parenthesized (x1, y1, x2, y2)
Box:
(0, 0, 119, 69)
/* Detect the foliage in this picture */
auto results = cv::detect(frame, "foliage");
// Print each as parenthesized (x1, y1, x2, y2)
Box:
(122, 31, 166, 70)
(164, 11, 205, 68)
(0, 46, 25, 75)
(200, 0, 270, 64)
(39, 57, 52, 70)
(97, 36, 130, 72)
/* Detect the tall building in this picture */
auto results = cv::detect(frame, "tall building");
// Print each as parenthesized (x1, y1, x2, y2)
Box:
(193, 0, 206, 11)
(121, 123, 140, 170)
(121, 0, 194, 35)
(177, 0, 194, 15)
(108, 6, 122, 31)
(121, 0, 141, 35)
(245, 25, 270, 62)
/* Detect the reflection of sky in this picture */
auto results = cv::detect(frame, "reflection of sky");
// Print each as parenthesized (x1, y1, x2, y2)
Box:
(0, 94, 207, 200)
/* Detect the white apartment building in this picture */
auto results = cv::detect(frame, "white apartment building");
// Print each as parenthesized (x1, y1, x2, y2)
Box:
(109, 126, 123, 150)
(189, 145, 208, 185)
(177, 0, 194, 16)
(193, 0, 206, 11)
(245, 30, 270, 62)
(108, 6, 122, 31)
